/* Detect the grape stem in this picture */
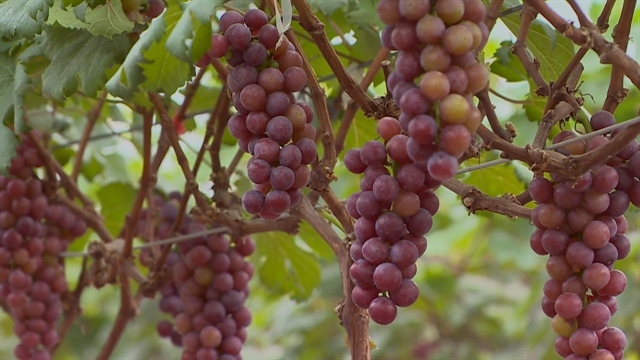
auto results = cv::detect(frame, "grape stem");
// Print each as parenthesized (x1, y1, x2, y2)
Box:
(291, 0, 378, 117)
(335, 46, 391, 155)
(595, 0, 617, 31)
(122, 109, 155, 259)
(602, 0, 636, 113)
(458, 114, 640, 176)
(293, 196, 371, 360)
(149, 93, 210, 210)
(477, 89, 513, 142)
(512, 3, 550, 97)
(488, 87, 531, 105)
(484, 0, 506, 32)
(524, 0, 640, 89)
(442, 178, 533, 219)
(283, 29, 336, 170)
(70, 92, 106, 182)
(478, 116, 640, 179)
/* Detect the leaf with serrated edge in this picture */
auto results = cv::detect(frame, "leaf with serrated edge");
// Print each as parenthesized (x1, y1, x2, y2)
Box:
(0, 0, 53, 39)
(461, 160, 526, 198)
(48, 0, 134, 39)
(501, 2, 575, 82)
(0, 52, 16, 121)
(0, 125, 18, 176)
(255, 231, 321, 301)
(106, 0, 178, 99)
(40, 25, 131, 100)
(139, 2, 194, 94)
(165, 0, 219, 62)
(97, 182, 138, 236)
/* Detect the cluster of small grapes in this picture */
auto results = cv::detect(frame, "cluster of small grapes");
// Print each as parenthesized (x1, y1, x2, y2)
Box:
(0, 135, 87, 360)
(377, 0, 489, 181)
(122, 0, 165, 22)
(134, 194, 254, 360)
(198, 9, 318, 220)
(529, 111, 638, 359)
(345, 117, 439, 325)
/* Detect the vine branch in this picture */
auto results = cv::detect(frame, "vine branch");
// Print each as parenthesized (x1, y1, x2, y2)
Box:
(443, 178, 532, 219)
(294, 197, 370, 360)
(291, 0, 378, 116)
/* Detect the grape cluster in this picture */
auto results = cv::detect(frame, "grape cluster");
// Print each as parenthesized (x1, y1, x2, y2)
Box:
(135, 194, 254, 360)
(1, 135, 87, 360)
(529, 111, 638, 359)
(345, 117, 439, 325)
(378, 0, 488, 180)
(198, 9, 318, 219)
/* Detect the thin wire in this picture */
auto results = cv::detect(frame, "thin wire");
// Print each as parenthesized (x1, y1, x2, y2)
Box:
(455, 115, 640, 175)
(58, 117, 640, 258)
(546, 115, 640, 151)
(59, 227, 231, 258)
(456, 158, 510, 175)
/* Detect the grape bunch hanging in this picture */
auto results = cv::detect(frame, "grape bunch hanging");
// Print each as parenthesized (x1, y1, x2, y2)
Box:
(343, 0, 489, 325)
(200, 9, 317, 220)
(134, 194, 255, 360)
(344, 117, 438, 325)
(1, 134, 87, 360)
(379, 0, 488, 180)
(530, 110, 638, 360)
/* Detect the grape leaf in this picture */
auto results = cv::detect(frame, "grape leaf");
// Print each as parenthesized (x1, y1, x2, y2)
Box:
(254, 231, 322, 301)
(460, 160, 526, 197)
(62, 0, 83, 6)
(165, 0, 220, 63)
(0, 124, 18, 176)
(107, 0, 192, 99)
(297, 221, 334, 260)
(40, 25, 131, 100)
(178, 84, 222, 114)
(47, 0, 134, 39)
(490, 41, 529, 83)
(341, 110, 378, 159)
(0, 46, 34, 133)
(0, 52, 16, 121)
(97, 182, 138, 236)
(501, 0, 575, 82)
(139, 0, 195, 94)
(0, 0, 53, 39)
(306, 0, 351, 15)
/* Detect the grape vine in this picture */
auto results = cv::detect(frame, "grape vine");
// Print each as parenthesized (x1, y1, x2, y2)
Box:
(1, 135, 87, 360)
(530, 110, 637, 360)
(0, 0, 638, 359)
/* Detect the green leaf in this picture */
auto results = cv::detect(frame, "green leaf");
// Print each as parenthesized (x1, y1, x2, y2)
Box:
(139, 4, 194, 94)
(340, 110, 378, 158)
(81, 155, 104, 181)
(40, 25, 131, 100)
(165, 0, 219, 63)
(0, 125, 18, 175)
(107, 0, 192, 99)
(63, 0, 83, 6)
(0, 0, 53, 39)
(0, 52, 16, 121)
(254, 231, 322, 301)
(297, 221, 334, 260)
(178, 84, 221, 114)
(460, 160, 526, 197)
(307, 0, 350, 15)
(52, 145, 74, 167)
(501, 2, 575, 82)
(489, 41, 529, 83)
(97, 182, 138, 236)
(47, 0, 134, 39)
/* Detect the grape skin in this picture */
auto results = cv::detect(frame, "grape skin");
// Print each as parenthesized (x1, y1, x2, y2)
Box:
(1, 136, 88, 360)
